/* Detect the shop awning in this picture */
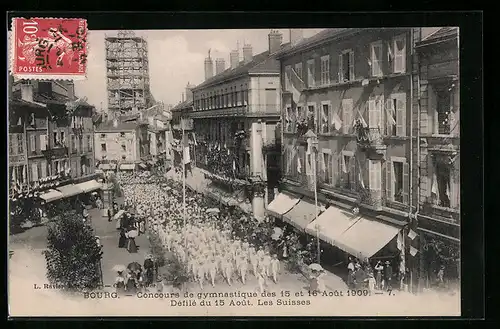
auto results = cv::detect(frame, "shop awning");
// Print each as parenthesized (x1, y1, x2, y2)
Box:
(39, 189, 64, 203)
(57, 184, 84, 198)
(120, 164, 135, 170)
(75, 180, 102, 193)
(282, 198, 320, 231)
(305, 205, 362, 245)
(333, 217, 402, 259)
(265, 192, 301, 218)
(99, 163, 116, 170)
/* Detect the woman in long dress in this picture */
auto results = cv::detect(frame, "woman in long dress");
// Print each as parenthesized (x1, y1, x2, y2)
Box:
(127, 228, 138, 253)
(118, 226, 127, 249)
(115, 271, 126, 295)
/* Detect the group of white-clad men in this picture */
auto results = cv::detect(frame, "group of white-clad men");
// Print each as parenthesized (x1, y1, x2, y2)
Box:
(123, 182, 281, 291)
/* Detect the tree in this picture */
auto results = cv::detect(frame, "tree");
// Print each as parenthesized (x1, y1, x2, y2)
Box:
(44, 209, 103, 291)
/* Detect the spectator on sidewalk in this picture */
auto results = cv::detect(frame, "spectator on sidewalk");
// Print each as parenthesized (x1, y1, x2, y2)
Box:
(374, 261, 384, 290)
(347, 257, 355, 288)
(143, 254, 154, 286)
(384, 260, 393, 291)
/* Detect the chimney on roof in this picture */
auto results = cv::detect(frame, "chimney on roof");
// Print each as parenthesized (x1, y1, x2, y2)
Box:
(289, 29, 304, 47)
(230, 49, 239, 69)
(243, 44, 253, 64)
(215, 58, 226, 75)
(185, 82, 194, 102)
(21, 83, 34, 102)
(204, 50, 214, 81)
(268, 30, 283, 54)
(113, 118, 118, 128)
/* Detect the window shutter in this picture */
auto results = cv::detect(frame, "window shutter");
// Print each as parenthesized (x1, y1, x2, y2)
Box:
(30, 135, 36, 152)
(368, 99, 375, 128)
(396, 94, 406, 136)
(40, 134, 47, 150)
(338, 54, 343, 82)
(368, 160, 373, 189)
(375, 96, 383, 129)
(386, 161, 393, 201)
(40, 162, 46, 178)
(31, 163, 38, 181)
(332, 153, 339, 185)
(349, 51, 355, 81)
(349, 156, 356, 190)
(402, 162, 409, 204)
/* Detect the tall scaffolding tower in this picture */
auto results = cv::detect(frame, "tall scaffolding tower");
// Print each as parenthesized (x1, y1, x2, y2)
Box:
(105, 31, 154, 117)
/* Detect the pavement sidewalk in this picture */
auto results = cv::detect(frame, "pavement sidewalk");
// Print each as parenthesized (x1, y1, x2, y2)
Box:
(89, 207, 150, 288)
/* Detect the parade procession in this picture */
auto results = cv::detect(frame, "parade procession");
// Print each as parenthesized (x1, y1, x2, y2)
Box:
(8, 21, 465, 317)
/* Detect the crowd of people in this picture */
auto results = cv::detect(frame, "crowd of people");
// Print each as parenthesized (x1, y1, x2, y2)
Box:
(117, 174, 284, 292)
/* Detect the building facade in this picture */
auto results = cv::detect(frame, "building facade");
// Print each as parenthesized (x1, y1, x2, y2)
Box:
(10, 80, 97, 190)
(415, 27, 460, 290)
(274, 28, 427, 291)
(189, 31, 287, 219)
(94, 119, 148, 171)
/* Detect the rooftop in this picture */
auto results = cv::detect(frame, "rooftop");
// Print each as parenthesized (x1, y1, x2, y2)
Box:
(416, 27, 458, 48)
(192, 43, 291, 91)
(274, 28, 353, 58)
(171, 99, 193, 111)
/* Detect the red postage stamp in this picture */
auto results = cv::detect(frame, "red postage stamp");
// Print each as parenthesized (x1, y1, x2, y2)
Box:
(11, 17, 88, 80)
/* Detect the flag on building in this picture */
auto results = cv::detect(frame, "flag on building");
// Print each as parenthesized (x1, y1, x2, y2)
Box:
(297, 156, 302, 174)
(232, 159, 236, 171)
(397, 231, 403, 251)
(386, 99, 397, 126)
(357, 108, 368, 128)
(357, 160, 365, 188)
(410, 246, 418, 257)
(431, 172, 439, 196)
(192, 132, 197, 146)
(288, 67, 305, 104)
(387, 42, 394, 60)
(408, 229, 417, 240)
(341, 154, 347, 174)
(331, 111, 343, 131)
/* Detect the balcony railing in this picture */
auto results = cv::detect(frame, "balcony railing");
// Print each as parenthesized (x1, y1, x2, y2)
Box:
(42, 145, 69, 159)
(421, 201, 460, 224)
(356, 126, 387, 155)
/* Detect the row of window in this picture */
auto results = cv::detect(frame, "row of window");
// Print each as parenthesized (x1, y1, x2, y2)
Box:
(285, 34, 407, 89)
(194, 88, 249, 111)
(100, 142, 130, 153)
(9, 133, 92, 155)
(9, 160, 92, 184)
(285, 94, 407, 137)
(284, 150, 458, 209)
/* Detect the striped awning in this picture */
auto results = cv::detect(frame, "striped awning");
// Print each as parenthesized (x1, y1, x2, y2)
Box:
(75, 180, 102, 193)
(56, 184, 84, 198)
(39, 189, 64, 203)
(99, 163, 116, 170)
(120, 163, 136, 170)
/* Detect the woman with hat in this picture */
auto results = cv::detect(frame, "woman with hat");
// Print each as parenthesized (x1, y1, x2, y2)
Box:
(383, 260, 393, 291)
(143, 254, 155, 286)
(115, 270, 126, 295)
(374, 260, 384, 290)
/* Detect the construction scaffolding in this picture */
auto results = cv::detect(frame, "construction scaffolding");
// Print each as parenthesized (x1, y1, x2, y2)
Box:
(105, 31, 154, 117)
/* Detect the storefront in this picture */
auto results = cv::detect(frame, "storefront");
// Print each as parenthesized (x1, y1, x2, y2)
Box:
(419, 229, 460, 292)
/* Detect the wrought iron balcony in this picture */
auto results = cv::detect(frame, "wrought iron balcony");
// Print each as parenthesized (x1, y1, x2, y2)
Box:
(358, 187, 383, 210)
(356, 126, 387, 155)
(42, 145, 69, 159)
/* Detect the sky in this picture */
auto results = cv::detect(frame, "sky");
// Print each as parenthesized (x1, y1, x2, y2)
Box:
(73, 29, 324, 109)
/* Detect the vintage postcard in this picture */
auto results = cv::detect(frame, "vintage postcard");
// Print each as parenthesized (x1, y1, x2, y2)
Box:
(8, 24, 461, 317)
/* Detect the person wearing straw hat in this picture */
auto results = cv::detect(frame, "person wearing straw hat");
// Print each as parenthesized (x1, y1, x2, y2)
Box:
(238, 253, 248, 285)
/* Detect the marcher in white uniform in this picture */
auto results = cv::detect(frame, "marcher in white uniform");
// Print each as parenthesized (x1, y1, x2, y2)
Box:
(270, 254, 280, 283)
